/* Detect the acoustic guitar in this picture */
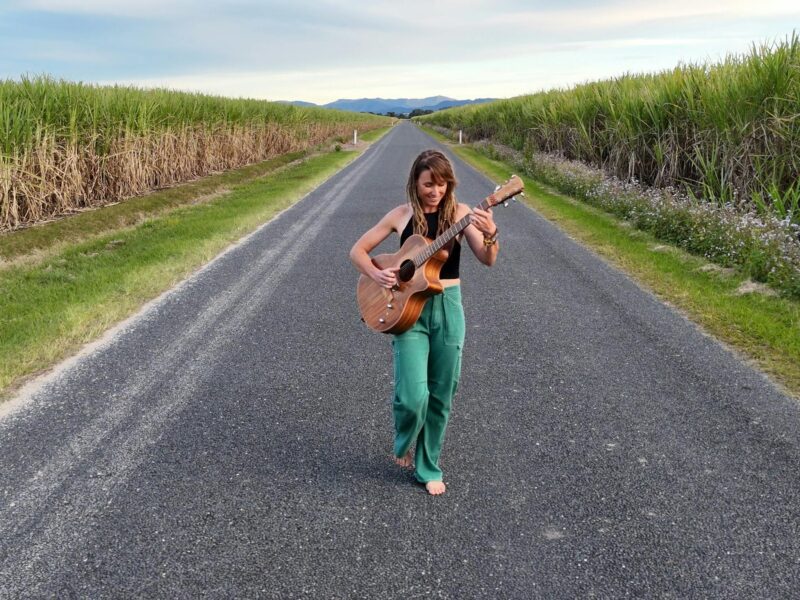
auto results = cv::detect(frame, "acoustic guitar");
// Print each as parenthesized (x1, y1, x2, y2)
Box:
(357, 175, 524, 334)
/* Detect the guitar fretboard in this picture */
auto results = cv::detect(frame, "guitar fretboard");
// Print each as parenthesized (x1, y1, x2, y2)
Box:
(413, 196, 495, 267)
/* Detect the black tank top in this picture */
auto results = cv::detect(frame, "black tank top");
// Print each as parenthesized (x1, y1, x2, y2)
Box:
(400, 211, 461, 279)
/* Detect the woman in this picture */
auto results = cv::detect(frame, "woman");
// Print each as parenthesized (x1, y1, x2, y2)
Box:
(349, 149, 499, 495)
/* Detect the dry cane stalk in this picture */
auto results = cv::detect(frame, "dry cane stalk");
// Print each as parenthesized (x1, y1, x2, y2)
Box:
(1, 121, 381, 231)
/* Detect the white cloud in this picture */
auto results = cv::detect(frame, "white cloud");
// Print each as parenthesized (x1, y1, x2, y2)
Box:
(104, 60, 536, 104)
(548, 37, 720, 54)
(16, 0, 800, 26)
(101, 22, 785, 105)
(7, 0, 798, 103)
(18, 0, 196, 17)
(489, 0, 800, 32)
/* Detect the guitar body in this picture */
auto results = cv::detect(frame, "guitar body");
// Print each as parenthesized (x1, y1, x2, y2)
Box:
(357, 234, 447, 334)
(354, 174, 523, 335)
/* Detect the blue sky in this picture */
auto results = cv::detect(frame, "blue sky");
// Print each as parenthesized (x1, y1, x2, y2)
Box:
(1, 0, 798, 104)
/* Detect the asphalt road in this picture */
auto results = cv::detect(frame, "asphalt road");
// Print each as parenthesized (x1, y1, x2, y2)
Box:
(1, 122, 799, 598)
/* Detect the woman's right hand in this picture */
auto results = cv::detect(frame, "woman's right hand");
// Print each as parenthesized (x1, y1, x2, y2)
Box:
(372, 267, 400, 288)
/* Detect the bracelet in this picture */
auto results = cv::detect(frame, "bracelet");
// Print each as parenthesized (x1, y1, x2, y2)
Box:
(483, 227, 499, 246)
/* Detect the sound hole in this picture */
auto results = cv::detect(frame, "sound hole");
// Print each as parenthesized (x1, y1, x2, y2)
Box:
(398, 260, 415, 282)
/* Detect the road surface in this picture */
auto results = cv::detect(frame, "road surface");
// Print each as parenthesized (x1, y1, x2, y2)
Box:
(1, 122, 799, 598)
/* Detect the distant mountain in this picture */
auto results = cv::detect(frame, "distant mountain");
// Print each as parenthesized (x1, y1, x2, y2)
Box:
(284, 96, 496, 115)
(427, 98, 496, 111)
(323, 96, 455, 114)
(281, 100, 317, 107)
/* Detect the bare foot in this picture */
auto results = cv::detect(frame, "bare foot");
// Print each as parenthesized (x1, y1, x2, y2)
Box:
(425, 481, 446, 495)
(393, 452, 413, 469)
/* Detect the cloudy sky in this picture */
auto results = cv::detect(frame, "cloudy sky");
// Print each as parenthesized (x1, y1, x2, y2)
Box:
(1, 0, 798, 104)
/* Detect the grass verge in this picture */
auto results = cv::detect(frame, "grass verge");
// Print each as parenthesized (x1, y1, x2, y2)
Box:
(358, 127, 389, 143)
(438, 135, 800, 399)
(0, 145, 369, 401)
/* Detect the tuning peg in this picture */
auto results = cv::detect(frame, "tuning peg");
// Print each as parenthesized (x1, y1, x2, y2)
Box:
(494, 184, 501, 192)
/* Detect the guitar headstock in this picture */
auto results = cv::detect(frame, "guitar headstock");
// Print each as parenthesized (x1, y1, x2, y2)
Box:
(487, 175, 524, 208)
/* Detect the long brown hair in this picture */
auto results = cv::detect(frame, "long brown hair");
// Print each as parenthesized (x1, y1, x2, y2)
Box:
(405, 149, 458, 237)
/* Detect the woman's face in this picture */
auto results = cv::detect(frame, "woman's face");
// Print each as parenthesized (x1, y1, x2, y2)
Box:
(416, 169, 448, 212)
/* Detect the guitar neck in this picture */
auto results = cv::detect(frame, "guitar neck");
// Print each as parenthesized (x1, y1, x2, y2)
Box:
(414, 196, 494, 266)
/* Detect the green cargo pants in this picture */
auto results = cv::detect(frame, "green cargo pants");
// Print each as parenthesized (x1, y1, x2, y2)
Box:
(391, 285, 465, 483)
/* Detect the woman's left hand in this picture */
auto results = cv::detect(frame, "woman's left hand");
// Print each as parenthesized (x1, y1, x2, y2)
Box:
(470, 207, 497, 237)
